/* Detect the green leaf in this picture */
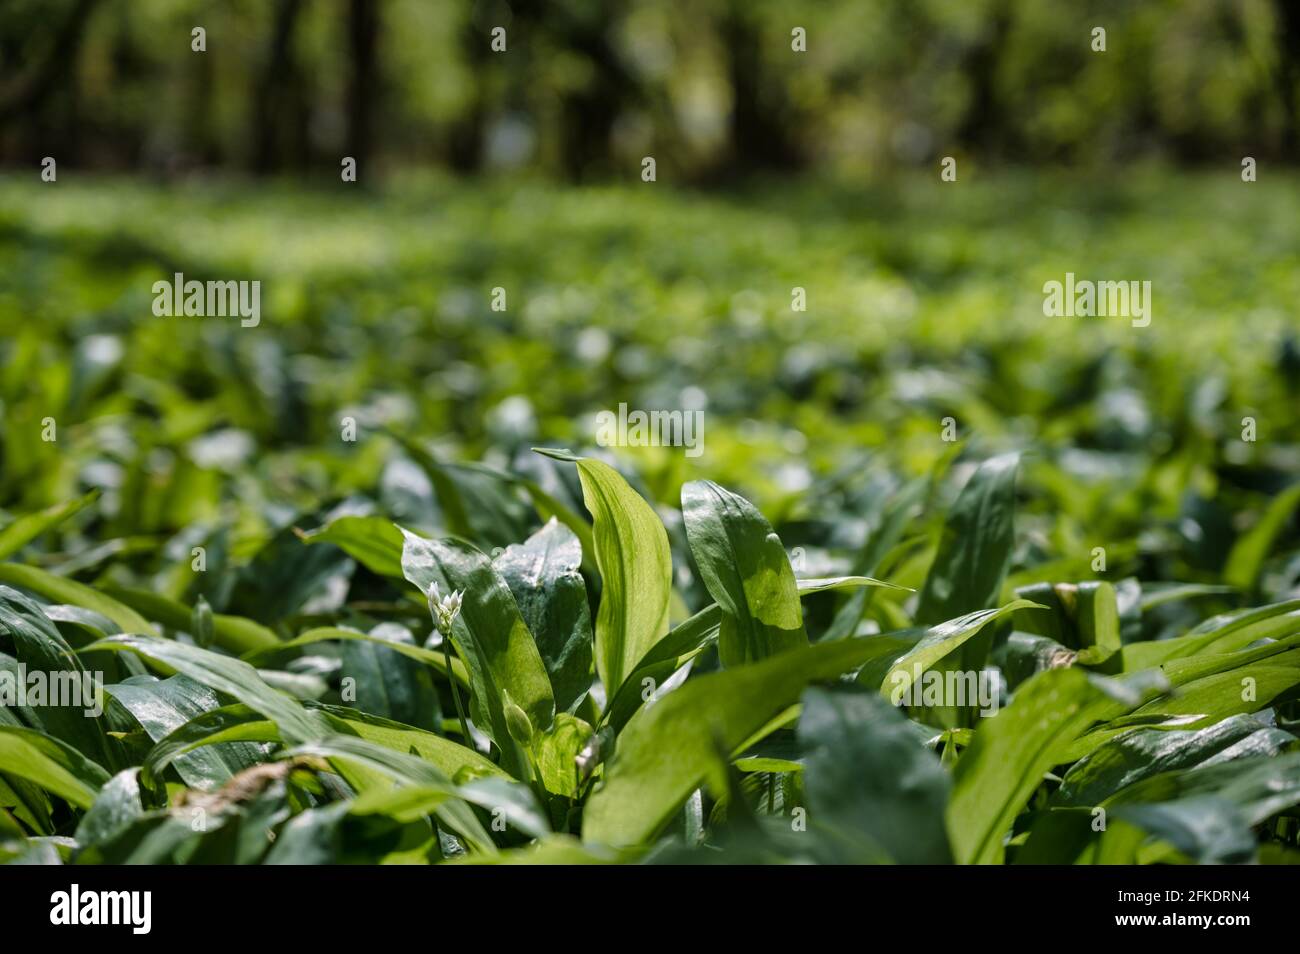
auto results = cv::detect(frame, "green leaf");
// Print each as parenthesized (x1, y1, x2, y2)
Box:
(298, 515, 407, 580)
(916, 452, 1020, 625)
(1110, 752, 1300, 828)
(81, 634, 327, 744)
(568, 458, 672, 695)
(796, 575, 909, 595)
(582, 635, 912, 847)
(682, 480, 807, 666)
(533, 712, 594, 798)
(338, 623, 441, 731)
(263, 803, 351, 864)
(0, 725, 110, 810)
(280, 734, 507, 851)
(108, 674, 268, 790)
(99, 584, 279, 653)
(1112, 797, 1256, 864)
(1054, 714, 1295, 808)
(880, 599, 1042, 702)
(1120, 599, 1300, 671)
(797, 686, 951, 863)
(226, 520, 355, 625)
(946, 667, 1103, 864)
(1075, 581, 1121, 655)
(601, 603, 722, 734)
(0, 586, 118, 768)
(75, 768, 144, 847)
(245, 626, 469, 687)
(1225, 482, 1300, 589)
(141, 705, 281, 784)
(395, 439, 533, 550)
(0, 491, 99, 561)
(400, 531, 555, 775)
(492, 518, 594, 713)
(0, 564, 154, 636)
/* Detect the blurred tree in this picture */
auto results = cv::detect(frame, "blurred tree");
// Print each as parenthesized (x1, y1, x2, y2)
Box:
(346, 0, 381, 174)
(721, 0, 804, 174)
(251, 0, 308, 174)
(1274, 0, 1300, 153)
(0, 0, 1294, 178)
(0, 0, 101, 125)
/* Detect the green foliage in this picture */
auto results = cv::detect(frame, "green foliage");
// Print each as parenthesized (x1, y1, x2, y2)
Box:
(2, 173, 1300, 865)
(3, 442, 1300, 863)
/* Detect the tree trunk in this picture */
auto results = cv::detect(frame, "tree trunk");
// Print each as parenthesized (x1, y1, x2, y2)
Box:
(250, 0, 305, 174)
(345, 0, 380, 174)
(0, 0, 102, 123)
(1275, 0, 1300, 155)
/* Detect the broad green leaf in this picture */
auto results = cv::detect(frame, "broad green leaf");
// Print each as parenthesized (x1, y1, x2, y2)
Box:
(582, 635, 912, 847)
(263, 803, 351, 865)
(493, 518, 594, 712)
(226, 520, 355, 624)
(1054, 714, 1295, 808)
(142, 702, 504, 785)
(99, 584, 278, 653)
(0, 586, 118, 768)
(601, 603, 721, 733)
(0, 564, 154, 636)
(0, 491, 99, 561)
(567, 458, 672, 695)
(946, 667, 1103, 864)
(1112, 797, 1256, 864)
(338, 622, 441, 731)
(602, 581, 903, 734)
(993, 631, 1076, 689)
(1128, 659, 1300, 725)
(880, 599, 1042, 702)
(1075, 581, 1120, 655)
(81, 634, 327, 744)
(315, 705, 505, 780)
(798, 686, 951, 863)
(1120, 599, 1300, 671)
(107, 674, 268, 790)
(1110, 752, 1300, 827)
(0, 725, 109, 810)
(916, 452, 1019, 625)
(682, 479, 807, 666)
(74, 768, 144, 847)
(450, 834, 621, 865)
(1061, 637, 1300, 761)
(400, 531, 555, 777)
(533, 712, 594, 798)
(244, 626, 469, 687)
(142, 705, 281, 784)
(298, 515, 406, 579)
(281, 735, 507, 851)
(1225, 482, 1300, 589)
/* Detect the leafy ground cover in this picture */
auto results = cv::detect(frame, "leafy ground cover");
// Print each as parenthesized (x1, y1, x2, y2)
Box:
(0, 171, 1298, 864)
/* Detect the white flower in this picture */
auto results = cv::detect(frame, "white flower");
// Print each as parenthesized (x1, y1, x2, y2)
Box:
(429, 582, 464, 637)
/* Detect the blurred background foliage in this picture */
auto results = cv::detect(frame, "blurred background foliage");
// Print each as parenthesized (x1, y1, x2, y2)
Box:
(0, 0, 1298, 622)
(2, 0, 1300, 179)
